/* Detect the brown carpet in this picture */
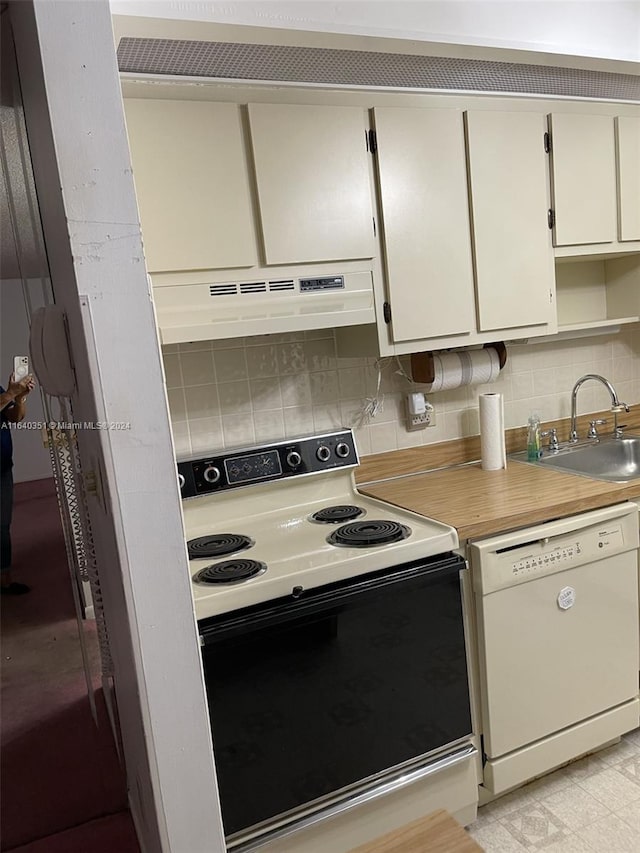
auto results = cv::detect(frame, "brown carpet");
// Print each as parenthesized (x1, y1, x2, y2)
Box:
(1, 478, 139, 851)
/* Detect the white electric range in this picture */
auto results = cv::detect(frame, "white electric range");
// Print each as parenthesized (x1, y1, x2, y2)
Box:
(177, 430, 478, 852)
(178, 429, 459, 620)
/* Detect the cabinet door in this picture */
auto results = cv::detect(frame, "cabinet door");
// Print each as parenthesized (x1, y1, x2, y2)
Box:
(466, 111, 555, 332)
(373, 108, 475, 343)
(247, 103, 375, 265)
(124, 99, 256, 273)
(549, 113, 617, 246)
(616, 116, 640, 242)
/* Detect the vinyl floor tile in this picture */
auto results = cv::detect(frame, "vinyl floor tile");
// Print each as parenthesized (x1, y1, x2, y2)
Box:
(536, 835, 597, 853)
(468, 820, 530, 852)
(537, 784, 610, 833)
(470, 732, 640, 851)
(577, 812, 640, 852)
(594, 737, 640, 767)
(478, 787, 539, 822)
(617, 754, 640, 788)
(498, 802, 567, 848)
(616, 797, 640, 833)
(576, 766, 640, 811)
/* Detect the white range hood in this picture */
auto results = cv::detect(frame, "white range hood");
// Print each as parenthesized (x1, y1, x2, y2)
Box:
(152, 270, 375, 344)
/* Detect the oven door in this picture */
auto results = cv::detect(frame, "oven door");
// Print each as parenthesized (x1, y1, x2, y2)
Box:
(198, 552, 472, 844)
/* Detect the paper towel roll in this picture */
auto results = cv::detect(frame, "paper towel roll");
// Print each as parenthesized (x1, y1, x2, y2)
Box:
(426, 348, 501, 393)
(479, 392, 506, 471)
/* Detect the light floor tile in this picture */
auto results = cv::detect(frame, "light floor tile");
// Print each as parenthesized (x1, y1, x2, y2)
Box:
(469, 733, 640, 850)
(538, 834, 596, 853)
(623, 728, 640, 748)
(520, 767, 574, 800)
(577, 812, 640, 852)
(498, 801, 567, 848)
(468, 820, 529, 852)
(576, 766, 640, 811)
(595, 738, 640, 767)
(616, 797, 640, 833)
(617, 754, 640, 789)
(562, 752, 609, 782)
(538, 783, 610, 832)
(478, 787, 539, 822)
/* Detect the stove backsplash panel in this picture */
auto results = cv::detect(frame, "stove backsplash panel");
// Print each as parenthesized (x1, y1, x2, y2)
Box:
(162, 328, 640, 458)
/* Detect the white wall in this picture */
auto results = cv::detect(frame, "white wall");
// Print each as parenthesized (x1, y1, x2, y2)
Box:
(0, 279, 52, 482)
(109, 0, 640, 63)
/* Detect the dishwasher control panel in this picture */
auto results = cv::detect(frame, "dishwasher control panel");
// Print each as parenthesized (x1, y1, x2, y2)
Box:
(470, 503, 638, 595)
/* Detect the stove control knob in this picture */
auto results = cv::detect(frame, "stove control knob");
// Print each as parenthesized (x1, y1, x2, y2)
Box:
(203, 465, 221, 484)
(178, 473, 185, 490)
(286, 450, 302, 468)
(335, 442, 351, 459)
(316, 445, 331, 463)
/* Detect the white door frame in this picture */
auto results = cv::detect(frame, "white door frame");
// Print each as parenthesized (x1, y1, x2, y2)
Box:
(7, 2, 226, 850)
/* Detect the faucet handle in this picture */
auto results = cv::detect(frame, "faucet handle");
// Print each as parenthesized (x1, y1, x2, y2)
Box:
(588, 419, 607, 439)
(540, 428, 559, 451)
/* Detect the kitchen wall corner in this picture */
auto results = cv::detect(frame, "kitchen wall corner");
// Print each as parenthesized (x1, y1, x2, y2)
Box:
(162, 326, 640, 459)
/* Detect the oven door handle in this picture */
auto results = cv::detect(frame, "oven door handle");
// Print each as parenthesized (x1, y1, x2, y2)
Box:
(198, 554, 467, 644)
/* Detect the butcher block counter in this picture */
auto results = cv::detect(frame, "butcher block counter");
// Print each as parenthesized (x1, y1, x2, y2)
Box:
(356, 412, 640, 541)
(359, 460, 640, 541)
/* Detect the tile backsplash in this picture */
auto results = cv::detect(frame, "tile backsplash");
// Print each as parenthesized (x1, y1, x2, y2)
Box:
(162, 327, 640, 459)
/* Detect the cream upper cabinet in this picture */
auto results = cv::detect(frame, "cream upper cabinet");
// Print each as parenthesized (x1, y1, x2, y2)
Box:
(247, 103, 376, 265)
(616, 116, 640, 242)
(465, 111, 556, 332)
(549, 113, 617, 247)
(372, 107, 475, 343)
(123, 99, 256, 273)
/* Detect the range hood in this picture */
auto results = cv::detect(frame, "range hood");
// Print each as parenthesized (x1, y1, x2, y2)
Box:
(152, 270, 376, 345)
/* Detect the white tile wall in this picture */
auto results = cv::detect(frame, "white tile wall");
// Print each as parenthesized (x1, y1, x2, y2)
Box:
(162, 327, 640, 459)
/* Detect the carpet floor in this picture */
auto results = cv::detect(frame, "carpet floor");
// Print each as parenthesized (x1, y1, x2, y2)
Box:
(1, 478, 139, 851)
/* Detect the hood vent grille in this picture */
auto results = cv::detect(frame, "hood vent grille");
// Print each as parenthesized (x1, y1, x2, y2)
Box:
(209, 279, 296, 297)
(117, 37, 639, 102)
(209, 283, 236, 296)
(269, 280, 295, 292)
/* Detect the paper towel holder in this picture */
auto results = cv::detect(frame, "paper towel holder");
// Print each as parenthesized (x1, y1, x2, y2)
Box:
(410, 342, 507, 384)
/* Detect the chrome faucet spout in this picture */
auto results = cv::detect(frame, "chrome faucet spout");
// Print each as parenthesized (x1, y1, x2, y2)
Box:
(569, 374, 628, 443)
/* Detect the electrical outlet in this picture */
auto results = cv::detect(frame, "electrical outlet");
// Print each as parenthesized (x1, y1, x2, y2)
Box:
(406, 394, 436, 431)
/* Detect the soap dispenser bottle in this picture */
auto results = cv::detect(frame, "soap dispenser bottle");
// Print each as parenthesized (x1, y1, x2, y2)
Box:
(527, 413, 541, 460)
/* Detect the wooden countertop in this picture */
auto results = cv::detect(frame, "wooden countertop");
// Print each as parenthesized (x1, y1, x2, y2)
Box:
(360, 460, 640, 541)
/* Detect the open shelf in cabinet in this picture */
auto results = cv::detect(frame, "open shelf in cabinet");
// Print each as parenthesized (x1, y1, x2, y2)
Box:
(555, 253, 640, 334)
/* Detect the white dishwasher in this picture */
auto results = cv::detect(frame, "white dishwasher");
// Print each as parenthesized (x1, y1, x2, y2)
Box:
(470, 501, 640, 796)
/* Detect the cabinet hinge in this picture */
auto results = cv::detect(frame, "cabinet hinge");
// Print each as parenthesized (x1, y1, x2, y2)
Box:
(547, 209, 555, 229)
(544, 131, 552, 153)
(383, 301, 392, 324)
(549, 289, 554, 303)
(367, 129, 378, 154)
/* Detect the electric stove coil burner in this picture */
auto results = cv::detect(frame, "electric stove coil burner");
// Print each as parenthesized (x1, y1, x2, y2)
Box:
(187, 534, 253, 560)
(311, 505, 365, 524)
(193, 559, 267, 585)
(328, 520, 411, 548)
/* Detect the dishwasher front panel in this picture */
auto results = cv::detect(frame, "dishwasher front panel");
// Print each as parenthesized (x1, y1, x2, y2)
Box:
(477, 551, 638, 757)
(470, 503, 640, 761)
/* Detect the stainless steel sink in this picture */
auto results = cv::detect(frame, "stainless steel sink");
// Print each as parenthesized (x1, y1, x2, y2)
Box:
(511, 435, 640, 483)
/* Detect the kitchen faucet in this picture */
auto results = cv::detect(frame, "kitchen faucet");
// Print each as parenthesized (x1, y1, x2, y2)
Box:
(569, 374, 630, 442)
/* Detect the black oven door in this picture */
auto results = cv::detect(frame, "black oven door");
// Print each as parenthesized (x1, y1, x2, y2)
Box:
(198, 552, 471, 840)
